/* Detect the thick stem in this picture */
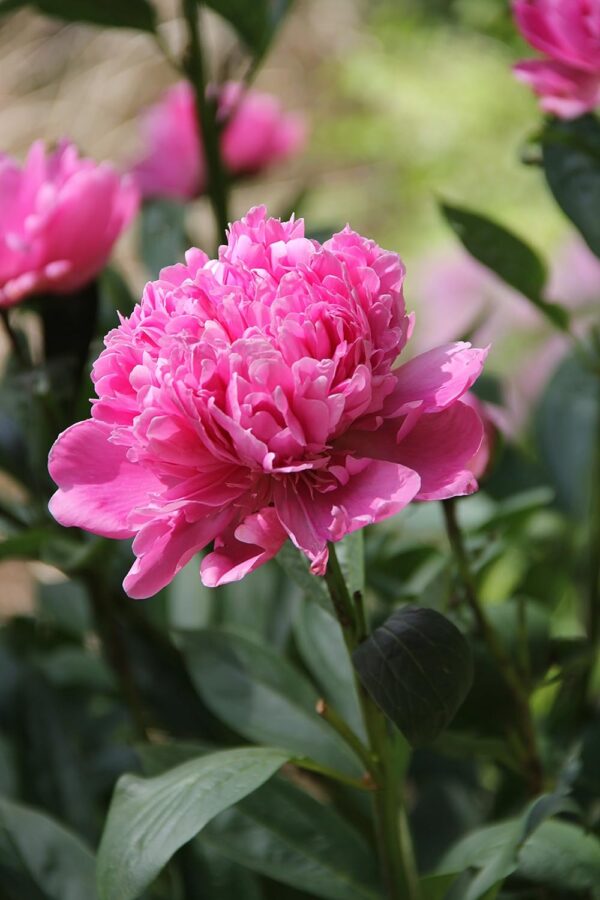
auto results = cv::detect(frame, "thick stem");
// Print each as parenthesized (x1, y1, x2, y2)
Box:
(181, 0, 230, 243)
(0, 308, 30, 368)
(442, 498, 543, 795)
(324, 544, 420, 900)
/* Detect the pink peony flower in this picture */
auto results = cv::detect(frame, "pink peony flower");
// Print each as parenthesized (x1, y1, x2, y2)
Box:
(132, 82, 306, 201)
(0, 141, 138, 309)
(461, 393, 501, 481)
(48, 207, 486, 598)
(512, 0, 600, 118)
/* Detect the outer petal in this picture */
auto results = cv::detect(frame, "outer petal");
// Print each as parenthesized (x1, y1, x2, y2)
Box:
(513, 59, 600, 119)
(274, 459, 421, 570)
(384, 343, 488, 416)
(200, 507, 287, 587)
(394, 401, 484, 500)
(48, 419, 162, 539)
(124, 507, 234, 599)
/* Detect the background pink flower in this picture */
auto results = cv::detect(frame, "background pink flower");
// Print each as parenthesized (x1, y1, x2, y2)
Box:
(411, 238, 600, 431)
(48, 207, 486, 598)
(512, 0, 600, 118)
(0, 140, 138, 309)
(132, 82, 306, 201)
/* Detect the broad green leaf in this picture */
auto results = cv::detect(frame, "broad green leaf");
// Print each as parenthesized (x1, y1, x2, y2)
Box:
(202, 776, 381, 900)
(440, 202, 569, 331)
(437, 808, 599, 899)
(203, 0, 292, 57)
(97, 747, 289, 900)
(542, 114, 600, 260)
(0, 797, 96, 900)
(294, 597, 365, 739)
(139, 742, 379, 900)
(535, 351, 599, 517)
(352, 606, 473, 746)
(517, 819, 600, 895)
(5, 0, 157, 30)
(140, 199, 188, 280)
(276, 540, 332, 612)
(183, 629, 362, 776)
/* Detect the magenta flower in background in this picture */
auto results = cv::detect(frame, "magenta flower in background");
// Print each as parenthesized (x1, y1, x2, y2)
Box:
(0, 141, 138, 309)
(412, 238, 600, 431)
(48, 207, 486, 598)
(512, 0, 600, 118)
(132, 82, 306, 201)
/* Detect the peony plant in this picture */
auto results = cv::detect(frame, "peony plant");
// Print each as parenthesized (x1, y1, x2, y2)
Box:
(0, 2, 597, 900)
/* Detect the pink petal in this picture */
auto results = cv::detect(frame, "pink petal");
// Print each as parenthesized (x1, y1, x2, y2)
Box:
(395, 400, 484, 500)
(200, 507, 287, 587)
(273, 459, 421, 566)
(385, 343, 488, 416)
(124, 507, 234, 599)
(513, 59, 600, 119)
(48, 420, 162, 539)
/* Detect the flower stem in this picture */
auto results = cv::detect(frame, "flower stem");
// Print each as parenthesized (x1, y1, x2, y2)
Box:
(181, 0, 230, 243)
(324, 543, 420, 900)
(442, 498, 543, 795)
(0, 308, 30, 368)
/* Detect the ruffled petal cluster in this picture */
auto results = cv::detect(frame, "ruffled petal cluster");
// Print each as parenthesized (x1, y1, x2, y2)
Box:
(49, 207, 486, 597)
(0, 141, 138, 308)
(132, 82, 305, 201)
(512, 0, 600, 118)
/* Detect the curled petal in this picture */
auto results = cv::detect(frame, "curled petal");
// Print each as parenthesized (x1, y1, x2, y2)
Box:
(200, 507, 287, 587)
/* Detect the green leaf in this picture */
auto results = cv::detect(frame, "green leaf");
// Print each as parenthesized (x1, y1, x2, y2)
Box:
(202, 776, 382, 900)
(4, 0, 157, 30)
(0, 796, 96, 900)
(542, 114, 600, 260)
(440, 202, 569, 331)
(535, 351, 600, 517)
(352, 605, 473, 746)
(336, 530, 365, 596)
(182, 629, 362, 776)
(276, 541, 332, 612)
(97, 747, 289, 900)
(294, 596, 365, 739)
(140, 199, 188, 280)
(437, 806, 598, 900)
(203, 0, 292, 57)
(517, 819, 600, 895)
(193, 842, 263, 900)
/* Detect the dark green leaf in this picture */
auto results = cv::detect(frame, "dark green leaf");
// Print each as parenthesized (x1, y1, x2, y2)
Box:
(182, 629, 362, 776)
(0, 797, 96, 900)
(202, 776, 382, 900)
(535, 351, 600, 517)
(542, 114, 600, 260)
(203, 0, 292, 57)
(352, 606, 473, 746)
(192, 842, 264, 900)
(140, 199, 188, 280)
(440, 202, 569, 331)
(97, 747, 290, 900)
(5, 0, 157, 30)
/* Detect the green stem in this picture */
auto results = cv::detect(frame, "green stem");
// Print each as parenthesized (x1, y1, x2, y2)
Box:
(292, 757, 375, 793)
(0, 308, 30, 368)
(316, 698, 376, 777)
(442, 498, 543, 795)
(181, 0, 230, 244)
(324, 543, 420, 900)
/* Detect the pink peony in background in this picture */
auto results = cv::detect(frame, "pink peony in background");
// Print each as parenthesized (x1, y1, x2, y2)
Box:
(132, 82, 306, 201)
(512, 0, 600, 118)
(48, 207, 486, 598)
(0, 140, 138, 309)
(412, 237, 600, 431)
